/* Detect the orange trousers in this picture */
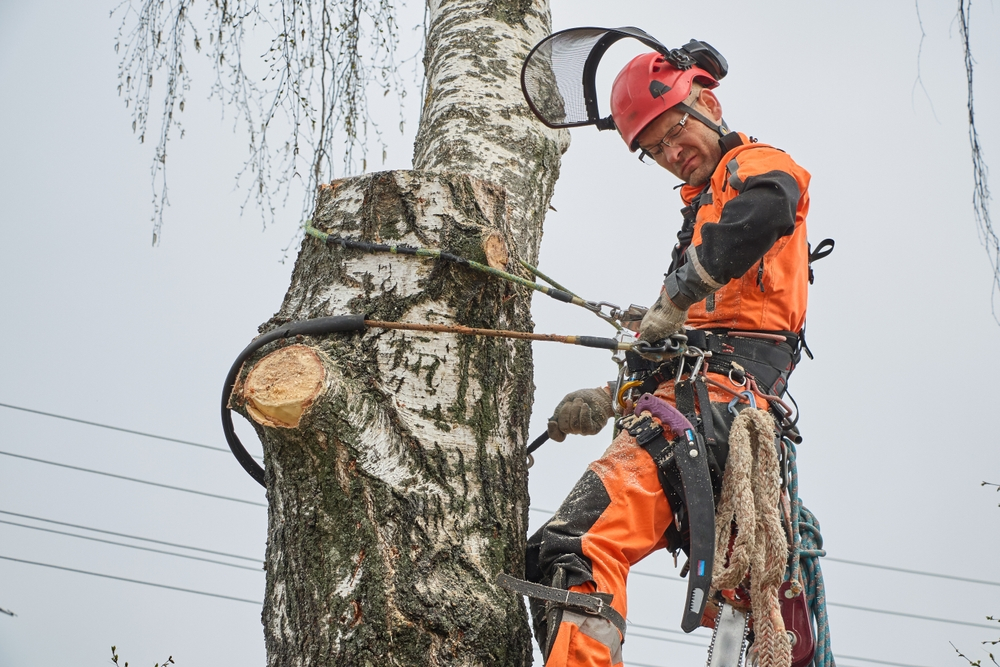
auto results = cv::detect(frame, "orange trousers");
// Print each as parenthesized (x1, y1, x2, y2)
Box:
(526, 380, 752, 667)
(534, 427, 673, 667)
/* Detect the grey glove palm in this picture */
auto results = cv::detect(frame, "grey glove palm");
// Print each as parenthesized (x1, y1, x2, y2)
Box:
(638, 290, 688, 342)
(547, 387, 615, 442)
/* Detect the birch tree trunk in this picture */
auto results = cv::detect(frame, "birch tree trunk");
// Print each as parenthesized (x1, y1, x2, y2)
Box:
(227, 1, 569, 665)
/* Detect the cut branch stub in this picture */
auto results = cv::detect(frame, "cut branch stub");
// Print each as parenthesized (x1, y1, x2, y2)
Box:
(484, 233, 509, 269)
(242, 344, 326, 428)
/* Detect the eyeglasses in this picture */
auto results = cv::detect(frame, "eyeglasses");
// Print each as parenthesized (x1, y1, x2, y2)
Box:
(638, 113, 689, 164)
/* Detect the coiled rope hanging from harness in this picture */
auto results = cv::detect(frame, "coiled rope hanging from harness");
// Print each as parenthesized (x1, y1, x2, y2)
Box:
(713, 408, 791, 667)
(710, 409, 834, 667)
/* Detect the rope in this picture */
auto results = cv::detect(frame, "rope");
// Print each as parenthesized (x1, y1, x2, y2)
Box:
(713, 408, 791, 667)
(785, 437, 835, 667)
(303, 221, 622, 331)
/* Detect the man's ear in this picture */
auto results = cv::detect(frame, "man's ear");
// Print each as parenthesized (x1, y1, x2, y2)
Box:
(697, 89, 724, 123)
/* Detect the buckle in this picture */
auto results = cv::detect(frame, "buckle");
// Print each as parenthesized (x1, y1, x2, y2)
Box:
(584, 597, 604, 616)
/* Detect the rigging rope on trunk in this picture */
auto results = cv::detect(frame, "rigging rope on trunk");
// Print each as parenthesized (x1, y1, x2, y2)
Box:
(304, 221, 624, 331)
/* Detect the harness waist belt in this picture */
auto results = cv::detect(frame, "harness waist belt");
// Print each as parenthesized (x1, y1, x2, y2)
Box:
(628, 329, 798, 396)
(497, 573, 627, 639)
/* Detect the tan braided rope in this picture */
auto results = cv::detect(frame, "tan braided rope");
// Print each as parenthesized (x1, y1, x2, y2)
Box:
(712, 408, 791, 667)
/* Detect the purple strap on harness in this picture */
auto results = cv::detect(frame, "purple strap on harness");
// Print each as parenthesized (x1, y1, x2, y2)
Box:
(634, 393, 695, 436)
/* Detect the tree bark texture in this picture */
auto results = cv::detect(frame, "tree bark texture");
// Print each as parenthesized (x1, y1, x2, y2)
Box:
(229, 2, 569, 665)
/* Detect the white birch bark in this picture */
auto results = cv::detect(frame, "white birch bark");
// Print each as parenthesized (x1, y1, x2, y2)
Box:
(228, 2, 569, 665)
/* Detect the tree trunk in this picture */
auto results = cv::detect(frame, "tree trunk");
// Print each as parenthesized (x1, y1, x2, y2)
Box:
(228, 2, 568, 665)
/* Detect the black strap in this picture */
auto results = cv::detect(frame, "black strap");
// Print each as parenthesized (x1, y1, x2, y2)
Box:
(808, 238, 835, 263)
(694, 377, 716, 448)
(497, 573, 627, 639)
(807, 238, 835, 285)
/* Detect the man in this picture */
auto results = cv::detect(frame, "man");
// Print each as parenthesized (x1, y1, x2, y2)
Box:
(523, 50, 812, 667)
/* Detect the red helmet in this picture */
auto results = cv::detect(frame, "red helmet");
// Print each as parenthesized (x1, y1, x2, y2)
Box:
(610, 52, 720, 151)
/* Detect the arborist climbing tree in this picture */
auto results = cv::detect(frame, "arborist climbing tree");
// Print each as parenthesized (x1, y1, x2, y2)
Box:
(505, 27, 835, 667)
(120, 0, 835, 663)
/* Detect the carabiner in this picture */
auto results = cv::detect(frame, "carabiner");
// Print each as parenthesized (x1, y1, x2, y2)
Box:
(674, 355, 687, 382)
(687, 348, 707, 378)
(585, 300, 622, 318)
(616, 379, 644, 412)
(726, 390, 758, 416)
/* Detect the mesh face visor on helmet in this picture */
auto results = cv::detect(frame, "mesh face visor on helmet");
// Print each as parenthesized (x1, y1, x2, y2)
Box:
(520, 26, 728, 132)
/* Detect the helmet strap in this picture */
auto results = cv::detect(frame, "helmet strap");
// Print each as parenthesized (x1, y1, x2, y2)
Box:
(675, 102, 726, 137)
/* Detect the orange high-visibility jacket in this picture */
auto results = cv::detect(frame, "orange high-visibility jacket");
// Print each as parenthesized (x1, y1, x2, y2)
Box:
(666, 134, 811, 333)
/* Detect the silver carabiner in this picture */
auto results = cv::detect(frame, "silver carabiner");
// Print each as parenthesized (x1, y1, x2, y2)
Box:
(687, 348, 706, 378)
(675, 354, 687, 382)
(584, 300, 622, 317)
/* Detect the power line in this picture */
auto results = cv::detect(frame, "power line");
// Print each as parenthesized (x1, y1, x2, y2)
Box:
(823, 556, 1000, 588)
(627, 629, 934, 667)
(837, 655, 935, 667)
(4, 406, 994, 585)
(530, 507, 1000, 589)
(0, 519, 263, 572)
(0, 401, 262, 460)
(0, 450, 265, 508)
(626, 631, 710, 650)
(9, 408, 992, 588)
(825, 601, 998, 631)
(0, 510, 260, 562)
(0, 555, 262, 605)
(627, 621, 692, 637)
(629, 567, 997, 631)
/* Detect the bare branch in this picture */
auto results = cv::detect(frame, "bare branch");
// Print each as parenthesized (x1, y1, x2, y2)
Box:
(911, 0, 940, 122)
(957, 0, 1000, 322)
(114, 0, 410, 244)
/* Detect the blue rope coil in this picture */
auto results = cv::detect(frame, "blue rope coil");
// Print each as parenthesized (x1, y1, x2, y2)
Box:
(784, 437, 835, 667)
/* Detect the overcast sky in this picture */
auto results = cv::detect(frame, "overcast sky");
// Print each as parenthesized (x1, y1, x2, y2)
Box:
(1, 1, 999, 666)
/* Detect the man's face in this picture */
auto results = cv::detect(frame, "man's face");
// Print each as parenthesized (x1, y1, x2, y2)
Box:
(635, 96, 723, 187)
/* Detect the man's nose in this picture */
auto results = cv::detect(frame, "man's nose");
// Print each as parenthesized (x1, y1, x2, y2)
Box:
(664, 143, 684, 163)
